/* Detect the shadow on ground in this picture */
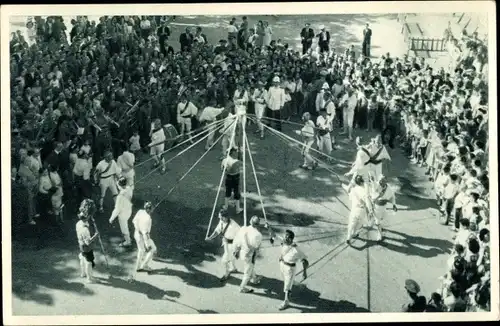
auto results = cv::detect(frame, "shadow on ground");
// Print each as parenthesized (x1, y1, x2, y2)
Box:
(11, 104, 444, 312)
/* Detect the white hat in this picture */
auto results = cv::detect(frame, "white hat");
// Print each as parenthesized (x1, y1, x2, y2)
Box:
(272, 76, 280, 83)
(319, 25, 325, 30)
(321, 82, 330, 90)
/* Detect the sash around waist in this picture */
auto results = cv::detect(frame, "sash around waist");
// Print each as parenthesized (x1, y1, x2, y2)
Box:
(280, 260, 296, 267)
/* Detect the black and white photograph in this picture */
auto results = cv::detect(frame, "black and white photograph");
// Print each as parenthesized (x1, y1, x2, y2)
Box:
(1, 2, 498, 324)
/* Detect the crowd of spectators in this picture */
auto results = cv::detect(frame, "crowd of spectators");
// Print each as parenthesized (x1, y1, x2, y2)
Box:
(9, 15, 490, 312)
(400, 24, 490, 312)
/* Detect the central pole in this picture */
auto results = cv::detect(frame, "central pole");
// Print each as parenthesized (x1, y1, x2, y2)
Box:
(242, 116, 247, 226)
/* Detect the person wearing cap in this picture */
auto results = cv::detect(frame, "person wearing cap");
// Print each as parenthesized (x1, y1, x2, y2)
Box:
(366, 135, 391, 182)
(147, 118, 167, 174)
(251, 80, 268, 139)
(206, 209, 241, 282)
(117, 145, 136, 186)
(76, 199, 100, 283)
(131, 201, 157, 278)
(94, 150, 121, 212)
(315, 81, 330, 114)
(345, 175, 374, 245)
(316, 25, 330, 54)
(233, 81, 249, 128)
(233, 215, 263, 293)
(109, 176, 134, 247)
(402, 279, 427, 312)
(300, 23, 315, 55)
(266, 76, 286, 131)
(266, 227, 309, 310)
(370, 176, 397, 241)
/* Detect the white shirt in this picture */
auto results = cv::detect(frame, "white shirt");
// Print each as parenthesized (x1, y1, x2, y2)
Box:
(281, 243, 306, 265)
(177, 101, 198, 118)
(233, 89, 249, 114)
(133, 209, 152, 235)
(73, 157, 92, 180)
(227, 24, 238, 34)
(149, 127, 166, 147)
(76, 220, 92, 249)
(96, 159, 120, 179)
(214, 218, 241, 241)
(117, 151, 135, 172)
(341, 93, 358, 111)
(111, 186, 134, 220)
(349, 185, 371, 210)
(252, 88, 268, 107)
(455, 228, 472, 247)
(266, 86, 285, 111)
(373, 185, 396, 206)
(316, 115, 332, 133)
(234, 225, 263, 258)
(222, 156, 241, 175)
(301, 120, 315, 138)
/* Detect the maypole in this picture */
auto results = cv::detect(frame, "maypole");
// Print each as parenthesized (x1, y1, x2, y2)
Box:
(242, 119, 247, 226)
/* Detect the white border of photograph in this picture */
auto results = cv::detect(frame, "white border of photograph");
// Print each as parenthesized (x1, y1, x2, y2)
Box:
(1, 1, 498, 324)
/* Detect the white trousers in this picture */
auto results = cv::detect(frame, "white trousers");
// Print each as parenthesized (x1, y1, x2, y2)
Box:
(240, 253, 258, 288)
(317, 134, 332, 155)
(280, 262, 297, 292)
(117, 210, 132, 242)
(122, 169, 135, 186)
(222, 242, 237, 275)
(347, 207, 365, 240)
(100, 177, 118, 198)
(302, 138, 315, 166)
(134, 235, 157, 270)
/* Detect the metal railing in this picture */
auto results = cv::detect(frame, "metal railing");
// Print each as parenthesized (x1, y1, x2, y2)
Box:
(409, 38, 447, 52)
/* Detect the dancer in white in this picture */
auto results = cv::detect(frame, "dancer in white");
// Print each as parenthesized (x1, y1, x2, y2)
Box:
(220, 108, 238, 159)
(205, 209, 241, 282)
(346, 175, 374, 245)
(177, 95, 199, 143)
(366, 135, 391, 182)
(222, 148, 243, 214)
(296, 112, 317, 170)
(94, 150, 120, 212)
(370, 176, 397, 241)
(130, 201, 157, 278)
(109, 177, 134, 247)
(233, 81, 249, 128)
(316, 107, 334, 161)
(233, 215, 263, 293)
(252, 81, 268, 139)
(343, 138, 372, 193)
(199, 99, 225, 150)
(148, 118, 167, 174)
(266, 226, 309, 310)
(117, 147, 136, 186)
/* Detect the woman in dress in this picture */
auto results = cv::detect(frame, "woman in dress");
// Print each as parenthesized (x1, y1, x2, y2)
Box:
(263, 21, 273, 48)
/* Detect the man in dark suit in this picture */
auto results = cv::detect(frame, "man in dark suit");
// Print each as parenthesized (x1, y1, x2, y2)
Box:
(362, 23, 372, 57)
(300, 23, 315, 55)
(316, 25, 330, 54)
(179, 27, 193, 52)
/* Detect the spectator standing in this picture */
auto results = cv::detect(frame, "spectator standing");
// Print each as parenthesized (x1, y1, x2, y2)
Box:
(300, 23, 314, 55)
(362, 23, 372, 57)
(317, 25, 330, 54)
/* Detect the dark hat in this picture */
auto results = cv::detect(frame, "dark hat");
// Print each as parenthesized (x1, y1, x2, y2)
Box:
(404, 279, 420, 294)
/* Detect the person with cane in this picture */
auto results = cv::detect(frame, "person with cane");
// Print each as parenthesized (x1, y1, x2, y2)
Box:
(266, 225, 309, 310)
(76, 199, 101, 284)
